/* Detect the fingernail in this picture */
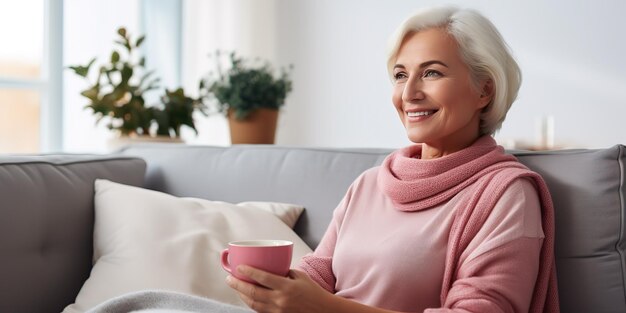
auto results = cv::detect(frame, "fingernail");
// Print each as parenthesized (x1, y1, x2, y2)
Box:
(236, 265, 247, 274)
(225, 276, 232, 284)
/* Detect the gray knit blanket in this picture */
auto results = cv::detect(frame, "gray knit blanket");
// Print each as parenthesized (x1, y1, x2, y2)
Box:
(86, 290, 254, 313)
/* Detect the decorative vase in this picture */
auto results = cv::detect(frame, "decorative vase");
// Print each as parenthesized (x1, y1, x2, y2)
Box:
(228, 108, 278, 144)
(107, 134, 184, 151)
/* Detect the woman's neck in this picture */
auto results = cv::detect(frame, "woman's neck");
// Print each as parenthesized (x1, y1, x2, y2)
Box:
(421, 135, 482, 159)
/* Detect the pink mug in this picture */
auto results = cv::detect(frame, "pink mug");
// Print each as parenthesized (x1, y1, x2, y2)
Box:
(221, 240, 293, 283)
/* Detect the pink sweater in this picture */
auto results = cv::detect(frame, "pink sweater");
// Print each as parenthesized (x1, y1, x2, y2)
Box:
(298, 136, 559, 313)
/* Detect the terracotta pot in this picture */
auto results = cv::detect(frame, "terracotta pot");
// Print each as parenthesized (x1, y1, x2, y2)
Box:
(228, 108, 279, 144)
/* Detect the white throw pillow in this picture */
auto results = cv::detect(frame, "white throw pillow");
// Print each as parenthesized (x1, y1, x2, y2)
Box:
(63, 179, 312, 313)
(236, 201, 303, 229)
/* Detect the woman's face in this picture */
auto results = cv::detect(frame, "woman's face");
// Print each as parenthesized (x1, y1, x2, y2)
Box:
(392, 28, 491, 156)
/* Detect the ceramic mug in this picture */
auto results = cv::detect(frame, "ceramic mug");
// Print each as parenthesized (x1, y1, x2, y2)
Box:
(221, 240, 293, 283)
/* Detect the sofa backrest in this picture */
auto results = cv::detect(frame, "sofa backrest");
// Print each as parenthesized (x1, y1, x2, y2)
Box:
(120, 144, 626, 313)
(120, 145, 391, 249)
(0, 155, 146, 313)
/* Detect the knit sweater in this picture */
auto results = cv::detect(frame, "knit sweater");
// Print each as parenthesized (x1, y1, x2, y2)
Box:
(298, 136, 559, 313)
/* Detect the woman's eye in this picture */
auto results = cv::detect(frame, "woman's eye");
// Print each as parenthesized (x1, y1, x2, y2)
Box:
(423, 70, 442, 78)
(394, 72, 407, 81)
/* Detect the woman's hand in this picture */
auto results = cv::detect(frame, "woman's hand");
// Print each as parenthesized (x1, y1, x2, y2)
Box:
(226, 265, 333, 313)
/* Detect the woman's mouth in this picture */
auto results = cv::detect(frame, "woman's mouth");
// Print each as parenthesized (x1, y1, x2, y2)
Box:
(407, 110, 437, 117)
(406, 110, 438, 121)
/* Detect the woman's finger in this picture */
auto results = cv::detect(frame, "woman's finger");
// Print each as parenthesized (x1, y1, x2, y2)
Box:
(237, 292, 268, 312)
(287, 269, 309, 279)
(226, 275, 272, 302)
(237, 265, 288, 290)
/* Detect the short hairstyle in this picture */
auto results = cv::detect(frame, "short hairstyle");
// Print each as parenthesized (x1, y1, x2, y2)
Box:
(386, 6, 521, 135)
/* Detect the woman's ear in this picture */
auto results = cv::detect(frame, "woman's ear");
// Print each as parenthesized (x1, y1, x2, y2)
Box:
(478, 79, 494, 108)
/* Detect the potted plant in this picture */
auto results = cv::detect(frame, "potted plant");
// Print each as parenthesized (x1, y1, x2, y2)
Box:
(203, 51, 293, 144)
(68, 27, 207, 148)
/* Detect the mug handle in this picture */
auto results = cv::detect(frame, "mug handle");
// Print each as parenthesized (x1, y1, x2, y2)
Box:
(221, 248, 232, 274)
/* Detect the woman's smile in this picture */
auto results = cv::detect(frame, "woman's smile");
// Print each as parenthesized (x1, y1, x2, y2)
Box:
(405, 109, 439, 122)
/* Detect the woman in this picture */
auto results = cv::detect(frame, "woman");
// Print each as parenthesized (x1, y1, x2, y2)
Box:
(226, 6, 559, 313)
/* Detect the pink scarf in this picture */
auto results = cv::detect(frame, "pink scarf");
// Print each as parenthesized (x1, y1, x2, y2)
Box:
(377, 136, 559, 313)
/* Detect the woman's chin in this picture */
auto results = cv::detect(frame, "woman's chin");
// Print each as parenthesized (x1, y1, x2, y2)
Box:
(405, 129, 430, 144)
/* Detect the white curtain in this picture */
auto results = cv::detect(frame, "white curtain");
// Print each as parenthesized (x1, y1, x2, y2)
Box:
(142, 0, 182, 90)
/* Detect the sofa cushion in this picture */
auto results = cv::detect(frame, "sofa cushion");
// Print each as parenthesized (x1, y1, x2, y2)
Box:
(514, 146, 626, 313)
(0, 155, 146, 313)
(236, 201, 304, 228)
(63, 179, 312, 312)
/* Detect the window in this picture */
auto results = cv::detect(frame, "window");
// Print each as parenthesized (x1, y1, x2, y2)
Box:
(0, 0, 62, 153)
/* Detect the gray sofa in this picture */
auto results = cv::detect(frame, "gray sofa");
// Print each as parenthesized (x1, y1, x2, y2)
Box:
(0, 144, 624, 312)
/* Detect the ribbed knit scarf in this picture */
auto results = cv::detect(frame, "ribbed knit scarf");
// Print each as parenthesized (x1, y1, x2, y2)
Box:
(377, 136, 559, 313)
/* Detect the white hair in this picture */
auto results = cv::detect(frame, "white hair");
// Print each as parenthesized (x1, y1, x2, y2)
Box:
(386, 6, 521, 135)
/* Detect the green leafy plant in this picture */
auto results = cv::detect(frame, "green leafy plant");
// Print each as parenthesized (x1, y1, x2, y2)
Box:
(68, 27, 207, 137)
(155, 88, 206, 137)
(204, 51, 293, 120)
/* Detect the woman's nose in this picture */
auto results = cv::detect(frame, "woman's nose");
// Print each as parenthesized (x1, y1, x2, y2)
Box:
(402, 77, 425, 102)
